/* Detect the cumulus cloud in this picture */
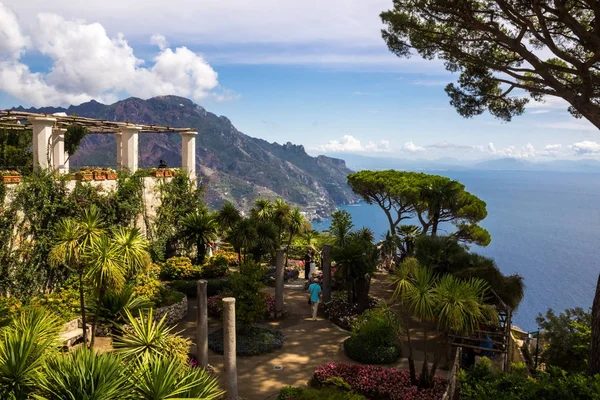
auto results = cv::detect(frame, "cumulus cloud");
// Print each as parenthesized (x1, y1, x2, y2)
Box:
(537, 144, 563, 157)
(402, 141, 425, 152)
(317, 135, 390, 153)
(487, 142, 536, 159)
(0, 3, 228, 106)
(426, 141, 474, 150)
(569, 141, 600, 155)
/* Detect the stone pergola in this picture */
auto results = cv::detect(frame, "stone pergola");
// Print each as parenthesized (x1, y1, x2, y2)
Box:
(0, 110, 197, 175)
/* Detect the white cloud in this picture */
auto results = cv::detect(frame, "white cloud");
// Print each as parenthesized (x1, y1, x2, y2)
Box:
(529, 110, 550, 114)
(537, 144, 563, 157)
(0, 3, 29, 58)
(487, 142, 536, 158)
(569, 141, 600, 155)
(317, 135, 390, 153)
(426, 142, 474, 150)
(402, 141, 425, 152)
(150, 34, 169, 51)
(0, 4, 227, 106)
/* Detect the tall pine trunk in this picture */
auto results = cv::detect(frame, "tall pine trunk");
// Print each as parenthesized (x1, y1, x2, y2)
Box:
(78, 271, 87, 346)
(590, 273, 600, 375)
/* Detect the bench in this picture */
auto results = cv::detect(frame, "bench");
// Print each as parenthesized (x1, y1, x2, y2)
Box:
(60, 318, 91, 347)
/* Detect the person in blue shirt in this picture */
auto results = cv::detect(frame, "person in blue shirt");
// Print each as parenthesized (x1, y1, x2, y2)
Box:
(308, 275, 322, 321)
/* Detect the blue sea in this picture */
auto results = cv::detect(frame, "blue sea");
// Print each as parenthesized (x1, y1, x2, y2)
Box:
(313, 170, 600, 331)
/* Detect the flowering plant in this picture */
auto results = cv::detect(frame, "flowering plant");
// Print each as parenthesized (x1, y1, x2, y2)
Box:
(322, 293, 379, 330)
(0, 170, 19, 177)
(313, 363, 448, 400)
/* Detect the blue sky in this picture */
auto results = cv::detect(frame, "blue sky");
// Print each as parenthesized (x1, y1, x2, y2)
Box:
(1, 0, 598, 160)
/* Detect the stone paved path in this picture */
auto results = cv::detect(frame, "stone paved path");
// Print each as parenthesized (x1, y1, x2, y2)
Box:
(176, 273, 449, 400)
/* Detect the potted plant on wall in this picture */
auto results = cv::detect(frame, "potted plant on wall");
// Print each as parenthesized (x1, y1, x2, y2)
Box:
(0, 170, 21, 184)
(92, 167, 106, 181)
(105, 168, 118, 180)
(75, 167, 93, 181)
(151, 168, 165, 178)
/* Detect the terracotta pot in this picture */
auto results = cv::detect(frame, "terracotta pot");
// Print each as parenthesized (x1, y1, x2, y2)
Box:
(93, 172, 106, 181)
(152, 170, 165, 178)
(106, 173, 118, 180)
(2, 175, 20, 184)
(77, 173, 93, 181)
(164, 170, 173, 177)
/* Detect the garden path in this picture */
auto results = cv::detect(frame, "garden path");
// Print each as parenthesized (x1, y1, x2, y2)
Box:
(176, 272, 449, 400)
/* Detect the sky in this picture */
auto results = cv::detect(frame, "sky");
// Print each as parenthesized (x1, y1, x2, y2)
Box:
(1, 0, 599, 161)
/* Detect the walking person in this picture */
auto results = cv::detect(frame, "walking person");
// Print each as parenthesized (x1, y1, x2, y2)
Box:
(308, 274, 322, 321)
(303, 250, 311, 280)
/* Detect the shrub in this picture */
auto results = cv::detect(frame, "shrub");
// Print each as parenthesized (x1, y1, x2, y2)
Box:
(207, 278, 230, 297)
(459, 360, 600, 400)
(313, 363, 448, 400)
(0, 296, 22, 326)
(208, 325, 285, 356)
(160, 257, 202, 281)
(131, 273, 163, 305)
(228, 261, 268, 326)
(169, 280, 198, 297)
(207, 292, 274, 319)
(343, 338, 401, 365)
(262, 267, 300, 286)
(163, 334, 192, 365)
(201, 255, 229, 279)
(322, 294, 379, 331)
(29, 286, 79, 323)
(156, 287, 186, 308)
(213, 249, 238, 265)
(278, 386, 366, 400)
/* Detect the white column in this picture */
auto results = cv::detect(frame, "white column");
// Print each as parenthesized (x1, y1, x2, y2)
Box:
(114, 132, 123, 169)
(52, 128, 68, 174)
(275, 249, 284, 318)
(223, 297, 238, 400)
(29, 117, 56, 171)
(119, 125, 141, 173)
(180, 131, 197, 177)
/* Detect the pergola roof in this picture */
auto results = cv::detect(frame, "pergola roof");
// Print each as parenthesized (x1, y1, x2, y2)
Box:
(0, 110, 195, 134)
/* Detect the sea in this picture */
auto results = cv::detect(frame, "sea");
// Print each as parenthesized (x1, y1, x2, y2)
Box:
(313, 170, 600, 331)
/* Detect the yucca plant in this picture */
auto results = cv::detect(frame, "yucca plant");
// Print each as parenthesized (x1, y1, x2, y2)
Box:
(0, 309, 60, 400)
(91, 286, 152, 333)
(39, 348, 131, 400)
(112, 226, 151, 278)
(131, 355, 224, 400)
(113, 309, 186, 364)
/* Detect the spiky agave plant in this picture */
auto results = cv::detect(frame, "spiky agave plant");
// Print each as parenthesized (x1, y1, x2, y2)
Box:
(131, 355, 224, 400)
(113, 309, 188, 364)
(0, 309, 61, 399)
(39, 348, 131, 400)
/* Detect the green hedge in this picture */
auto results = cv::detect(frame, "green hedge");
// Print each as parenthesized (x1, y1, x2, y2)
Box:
(343, 337, 401, 365)
(168, 278, 231, 298)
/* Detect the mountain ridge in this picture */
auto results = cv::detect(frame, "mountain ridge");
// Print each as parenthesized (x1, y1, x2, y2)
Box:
(16, 96, 359, 217)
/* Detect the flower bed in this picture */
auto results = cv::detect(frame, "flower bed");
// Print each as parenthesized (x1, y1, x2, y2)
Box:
(313, 363, 448, 400)
(208, 325, 285, 356)
(322, 294, 379, 331)
(262, 266, 300, 286)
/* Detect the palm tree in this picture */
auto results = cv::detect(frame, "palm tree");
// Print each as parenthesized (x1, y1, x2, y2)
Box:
(300, 229, 319, 250)
(285, 207, 306, 267)
(332, 234, 378, 311)
(112, 226, 150, 278)
(180, 211, 218, 264)
(86, 235, 126, 346)
(379, 230, 400, 270)
(0, 309, 61, 399)
(252, 219, 277, 261)
(328, 210, 354, 247)
(396, 224, 422, 260)
(250, 199, 273, 221)
(216, 202, 241, 233)
(49, 205, 105, 345)
(389, 258, 419, 385)
(272, 198, 291, 247)
(227, 218, 258, 263)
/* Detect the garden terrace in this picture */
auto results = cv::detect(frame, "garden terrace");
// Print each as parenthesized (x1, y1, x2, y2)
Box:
(0, 110, 197, 175)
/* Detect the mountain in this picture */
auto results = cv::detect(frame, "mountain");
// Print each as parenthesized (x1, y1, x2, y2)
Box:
(15, 96, 358, 217)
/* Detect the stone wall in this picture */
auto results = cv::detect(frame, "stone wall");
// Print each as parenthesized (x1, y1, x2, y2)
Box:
(153, 295, 188, 325)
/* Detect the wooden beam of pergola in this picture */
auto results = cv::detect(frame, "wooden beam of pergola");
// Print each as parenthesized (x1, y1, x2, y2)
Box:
(0, 110, 195, 134)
